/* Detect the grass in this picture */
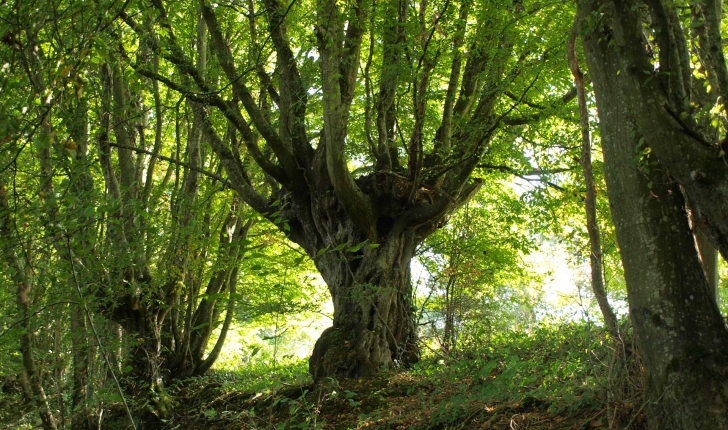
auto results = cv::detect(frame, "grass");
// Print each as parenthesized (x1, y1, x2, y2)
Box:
(164, 322, 645, 429)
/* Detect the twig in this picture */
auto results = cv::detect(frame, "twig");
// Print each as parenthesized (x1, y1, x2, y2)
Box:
(580, 408, 605, 428)
(623, 380, 675, 430)
(0, 301, 77, 340)
(109, 142, 231, 187)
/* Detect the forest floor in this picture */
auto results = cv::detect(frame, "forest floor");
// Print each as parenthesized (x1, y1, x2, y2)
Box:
(0, 324, 645, 429)
(165, 324, 646, 430)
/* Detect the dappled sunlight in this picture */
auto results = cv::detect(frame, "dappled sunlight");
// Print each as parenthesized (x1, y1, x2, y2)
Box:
(2, 0, 726, 426)
(210, 301, 333, 372)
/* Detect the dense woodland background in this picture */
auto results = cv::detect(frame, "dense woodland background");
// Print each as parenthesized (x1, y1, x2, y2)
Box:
(2, 0, 728, 428)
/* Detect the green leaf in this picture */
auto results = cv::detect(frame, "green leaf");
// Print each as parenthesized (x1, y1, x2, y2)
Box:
(347, 240, 368, 253)
(192, 322, 209, 331)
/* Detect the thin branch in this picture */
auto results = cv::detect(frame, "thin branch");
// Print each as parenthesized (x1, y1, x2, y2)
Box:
(478, 163, 571, 191)
(109, 142, 231, 187)
(502, 86, 578, 126)
(124, 42, 289, 184)
(0, 301, 77, 340)
(200, 0, 301, 182)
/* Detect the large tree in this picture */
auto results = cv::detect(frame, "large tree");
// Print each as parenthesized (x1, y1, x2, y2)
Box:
(577, 0, 728, 427)
(119, 0, 573, 380)
(579, 0, 728, 259)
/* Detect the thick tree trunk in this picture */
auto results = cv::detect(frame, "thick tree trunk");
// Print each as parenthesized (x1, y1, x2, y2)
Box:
(598, 0, 728, 260)
(114, 310, 167, 427)
(580, 6, 728, 427)
(309, 231, 419, 380)
(285, 148, 480, 380)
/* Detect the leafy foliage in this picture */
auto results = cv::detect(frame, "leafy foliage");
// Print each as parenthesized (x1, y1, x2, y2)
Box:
(1, 0, 723, 426)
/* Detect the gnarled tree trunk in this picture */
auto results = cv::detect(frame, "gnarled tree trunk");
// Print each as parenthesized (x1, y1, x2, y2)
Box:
(309, 227, 419, 379)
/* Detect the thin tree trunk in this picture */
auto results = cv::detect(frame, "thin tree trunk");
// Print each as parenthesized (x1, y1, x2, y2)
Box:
(70, 304, 90, 430)
(0, 182, 57, 430)
(442, 275, 456, 353)
(568, 19, 620, 341)
(52, 318, 66, 427)
(3, 40, 58, 425)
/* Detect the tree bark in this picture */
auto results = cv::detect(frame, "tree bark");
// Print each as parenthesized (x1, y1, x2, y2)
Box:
(309, 226, 419, 380)
(580, 4, 728, 427)
(598, 0, 728, 260)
